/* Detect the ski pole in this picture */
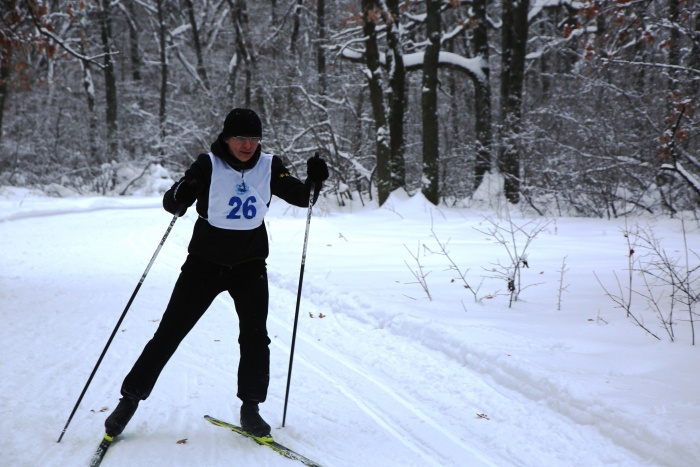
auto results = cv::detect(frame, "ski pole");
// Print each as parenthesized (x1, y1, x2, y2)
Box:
(57, 210, 181, 443)
(282, 183, 318, 427)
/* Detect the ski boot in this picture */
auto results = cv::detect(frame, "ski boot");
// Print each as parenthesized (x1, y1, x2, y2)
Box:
(240, 402, 271, 439)
(105, 394, 140, 437)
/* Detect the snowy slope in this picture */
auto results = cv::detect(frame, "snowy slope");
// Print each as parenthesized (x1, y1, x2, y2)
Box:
(0, 188, 698, 467)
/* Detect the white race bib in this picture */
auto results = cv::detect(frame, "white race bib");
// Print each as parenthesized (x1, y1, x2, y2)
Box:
(207, 152, 272, 230)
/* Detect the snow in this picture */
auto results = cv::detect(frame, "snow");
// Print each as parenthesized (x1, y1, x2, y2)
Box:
(404, 51, 486, 82)
(1, 185, 698, 467)
(338, 47, 486, 83)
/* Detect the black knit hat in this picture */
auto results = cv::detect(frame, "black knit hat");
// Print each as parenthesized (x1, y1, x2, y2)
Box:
(221, 108, 262, 140)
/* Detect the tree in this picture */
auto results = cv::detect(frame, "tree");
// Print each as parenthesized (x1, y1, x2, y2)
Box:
(499, 0, 529, 204)
(97, 0, 119, 161)
(421, 0, 440, 204)
(316, 0, 327, 94)
(0, 34, 10, 148)
(340, 1, 483, 204)
(384, 0, 407, 195)
(226, 0, 256, 108)
(0, 2, 29, 148)
(78, 14, 100, 163)
(156, 0, 168, 158)
(470, 0, 494, 191)
(120, 0, 143, 82)
(0, 1, 55, 149)
(1, 0, 697, 213)
(183, 0, 210, 90)
(361, 0, 393, 204)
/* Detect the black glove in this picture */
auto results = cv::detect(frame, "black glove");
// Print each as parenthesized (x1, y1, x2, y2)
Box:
(173, 178, 198, 205)
(306, 153, 329, 183)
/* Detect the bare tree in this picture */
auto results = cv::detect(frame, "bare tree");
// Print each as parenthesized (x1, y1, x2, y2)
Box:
(120, 0, 143, 81)
(384, 0, 406, 195)
(156, 0, 168, 158)
(0, 0, 697, 212)
(470, 0, 494, 191)
(421, 0, 441, 205)
(499, 0, 529, 205)
(226, 0, 255, 108)
(316, 0, 327, 94)
(183, 0, 210, 90)
(98, 0, 119, 161)
(361, 0, 392, 204)
(0, 3, 40, 148)
(78, 17, 100, 164)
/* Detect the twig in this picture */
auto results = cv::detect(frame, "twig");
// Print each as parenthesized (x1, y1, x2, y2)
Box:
(557, 256, 569, 311)
(403, 242, 432, 301)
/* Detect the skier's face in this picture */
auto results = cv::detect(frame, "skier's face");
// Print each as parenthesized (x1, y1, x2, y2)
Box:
(227, 136, 260, 162)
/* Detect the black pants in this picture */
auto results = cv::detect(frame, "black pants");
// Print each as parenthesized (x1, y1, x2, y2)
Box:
(120, 254, 271, 404)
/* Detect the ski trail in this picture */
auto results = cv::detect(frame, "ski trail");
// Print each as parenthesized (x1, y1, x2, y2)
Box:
(263, 269, 661, 467)
(265, 291, 496, 466)
(201, 291, 476, 466)
(268, 327, 442, 467)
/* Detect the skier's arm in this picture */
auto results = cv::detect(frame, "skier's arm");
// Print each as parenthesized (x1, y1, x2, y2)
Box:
(163, 154, 211, 216)
(271, 155, 328, 207)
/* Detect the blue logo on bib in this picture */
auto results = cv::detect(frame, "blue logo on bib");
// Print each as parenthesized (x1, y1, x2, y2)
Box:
(236, 181, 249, 195)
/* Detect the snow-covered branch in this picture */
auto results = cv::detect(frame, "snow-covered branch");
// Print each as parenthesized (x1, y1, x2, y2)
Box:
(27, 9, 112, 68)
(660, 162, 700, 197)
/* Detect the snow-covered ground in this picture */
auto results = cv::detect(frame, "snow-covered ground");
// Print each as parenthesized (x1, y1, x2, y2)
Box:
(1, 186, 698, 466)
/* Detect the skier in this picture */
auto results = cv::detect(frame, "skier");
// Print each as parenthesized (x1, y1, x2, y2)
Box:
(103, 108, 329, 439)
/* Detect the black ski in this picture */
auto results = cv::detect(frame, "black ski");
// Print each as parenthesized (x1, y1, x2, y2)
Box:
(204, 415, 323, 467)
(89, 434, 114, 467)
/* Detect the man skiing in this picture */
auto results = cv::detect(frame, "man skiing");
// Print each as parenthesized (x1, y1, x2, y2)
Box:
(103, 108, 329, 440)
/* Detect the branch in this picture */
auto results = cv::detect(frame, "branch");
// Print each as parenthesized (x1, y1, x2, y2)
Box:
(660, 162, 700, 197)
(659, 107, 700, 197)
(27, 6, 111, 68)
(403, 242, 432, 301)
(603, 58, 700, 76)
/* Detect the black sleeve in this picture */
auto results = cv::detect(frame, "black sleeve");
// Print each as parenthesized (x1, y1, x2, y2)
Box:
(163, 153, 212, 216)
(270, 155, 316, 207)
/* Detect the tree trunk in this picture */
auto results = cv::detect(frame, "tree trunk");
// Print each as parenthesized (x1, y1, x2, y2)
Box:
(125, 0, 142, 81)
(690, 7, 700, 99)
(316, 0, 326, 94)
(499, 0, 529, 204)
(183, 0, 210, 90)
(688, 7, 700, 104)
(421, 0, 441, 205)
(386, 0, 406, 193)
(291, 0, 303, 54)
(79, 23, 100, 164)
(471, 0, 493, 192)
(362, 0, 391, 205)
(227, 0, 253, 107)
(157, 0, 168, 157)
(98, 0, 119, 161)
(0, 41, 10, 148)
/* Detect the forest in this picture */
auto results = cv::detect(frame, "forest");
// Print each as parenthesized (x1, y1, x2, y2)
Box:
(1, 0, 698, 217)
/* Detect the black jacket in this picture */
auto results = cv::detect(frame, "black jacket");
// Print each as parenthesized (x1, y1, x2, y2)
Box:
(163, 137, 314, 267)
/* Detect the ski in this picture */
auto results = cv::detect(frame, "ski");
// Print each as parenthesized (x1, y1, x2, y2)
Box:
(204, 415, 323, 467)
(89, 434, 114, 467)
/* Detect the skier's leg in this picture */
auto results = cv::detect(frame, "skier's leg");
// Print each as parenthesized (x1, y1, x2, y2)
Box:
(121, 256, 223, 399)
(229, 260, 271, 404)
(105, 255, 224, 436)
(228, 260, 271, 437)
